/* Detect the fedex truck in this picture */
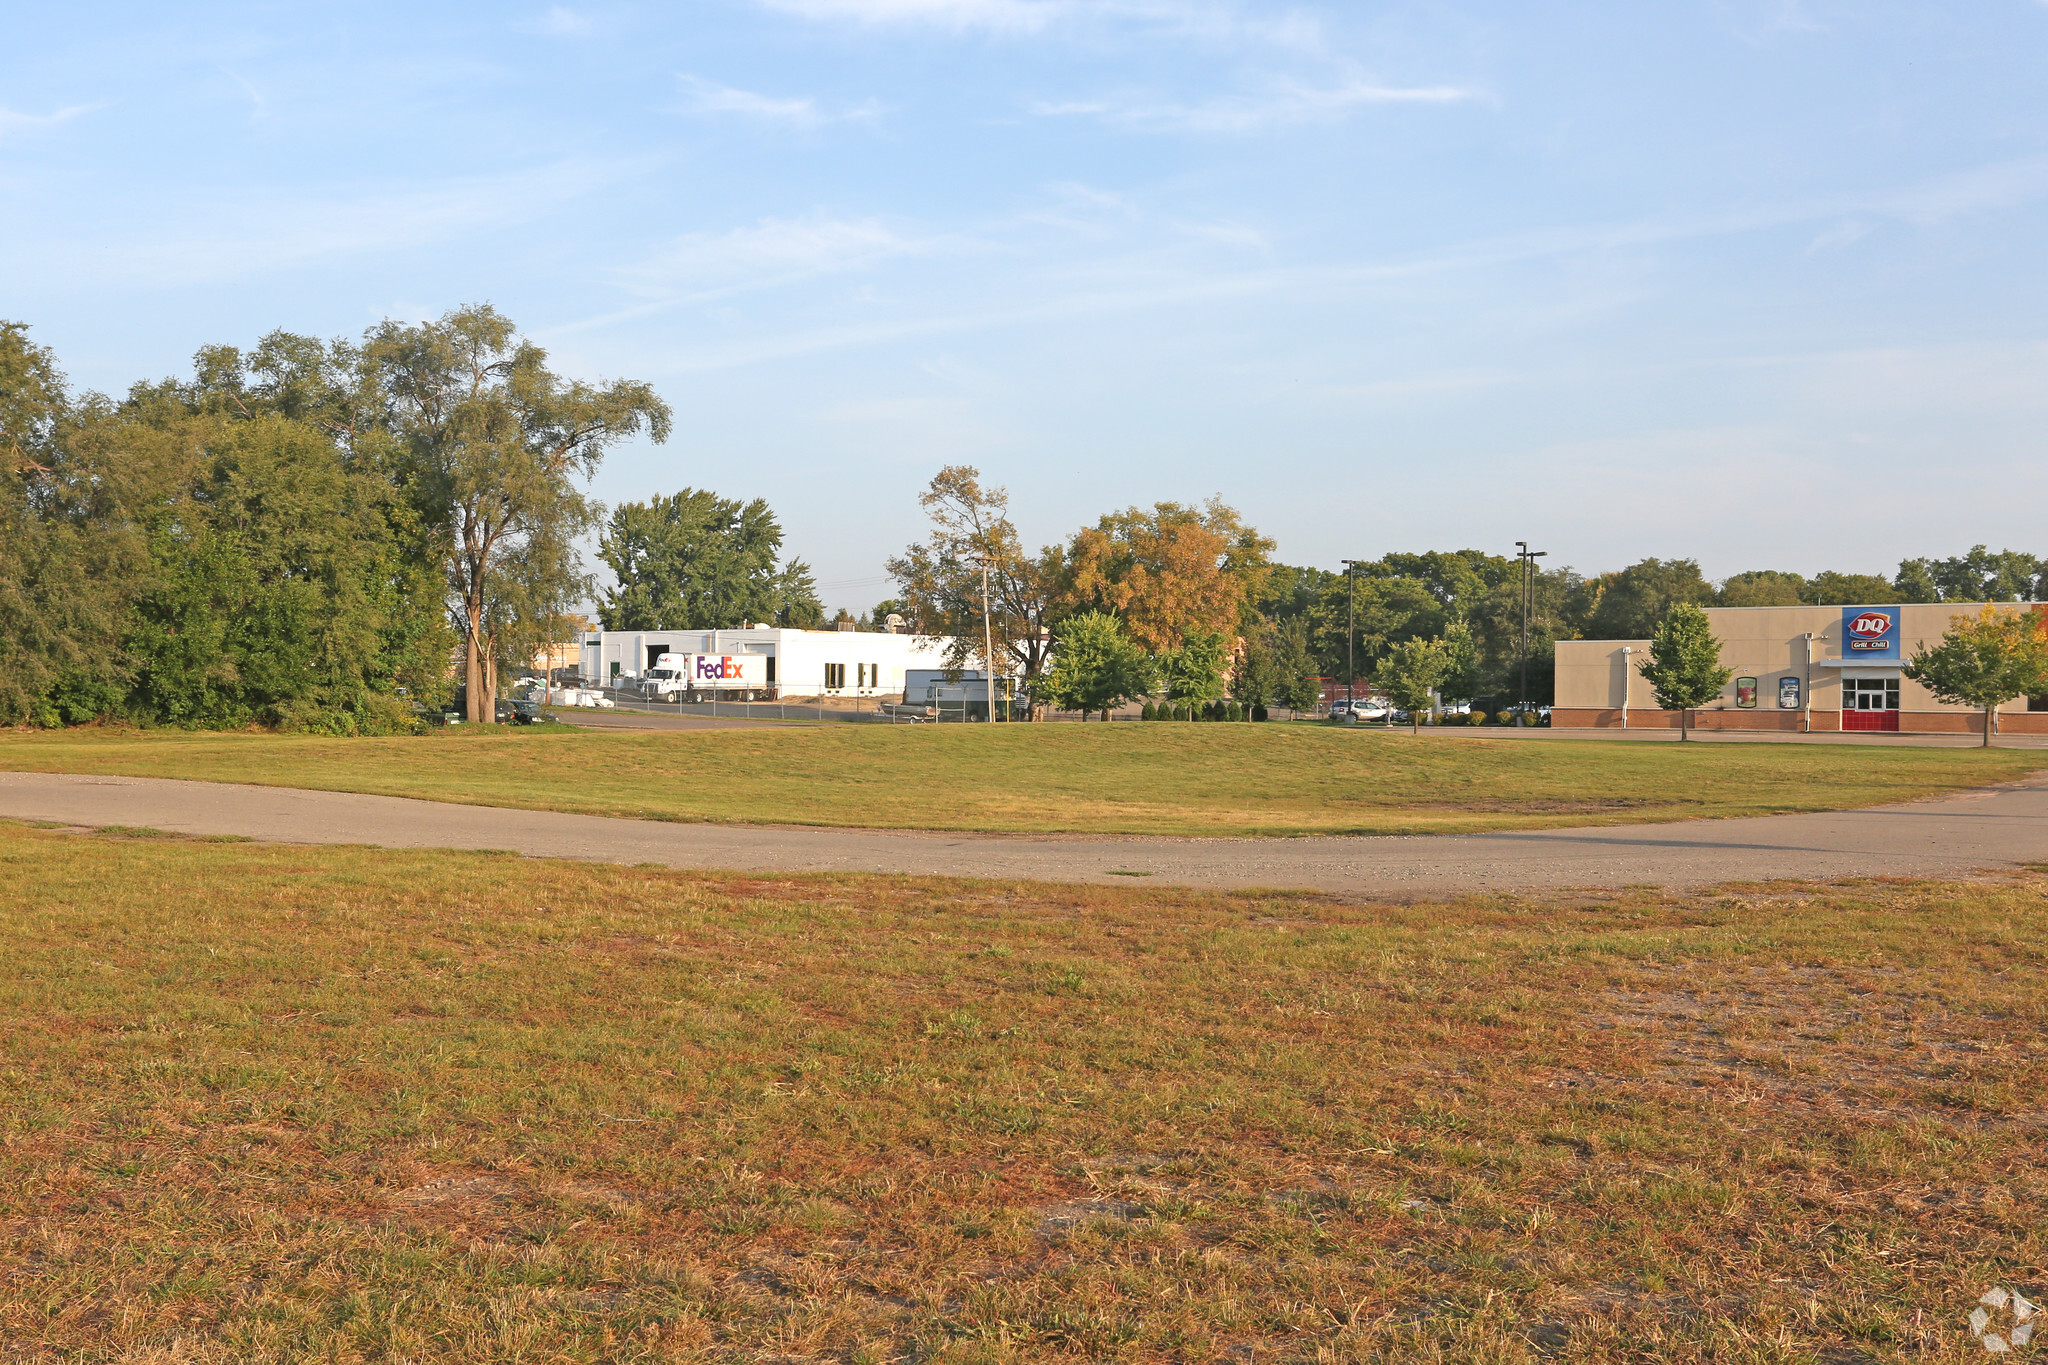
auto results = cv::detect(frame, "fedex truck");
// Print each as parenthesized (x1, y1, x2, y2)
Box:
(640, 652, 772, 701)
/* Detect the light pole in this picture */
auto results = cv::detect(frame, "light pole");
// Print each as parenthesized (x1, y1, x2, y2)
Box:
(1515, 542, 1548, 716)
(1341, 558, 1364, 715)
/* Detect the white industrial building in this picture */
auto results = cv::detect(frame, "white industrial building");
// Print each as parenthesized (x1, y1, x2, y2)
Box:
(578, 626, 958, 700)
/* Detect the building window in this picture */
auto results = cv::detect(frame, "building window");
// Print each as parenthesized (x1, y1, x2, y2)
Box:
(1844, 677, 1899, 711)
(856, 663, 867, 688)
(825, 663, 846, 690)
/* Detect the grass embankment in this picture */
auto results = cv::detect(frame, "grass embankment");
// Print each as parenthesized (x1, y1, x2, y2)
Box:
(3, 824, 2045, 1361)
(1, 724, 2042, 837)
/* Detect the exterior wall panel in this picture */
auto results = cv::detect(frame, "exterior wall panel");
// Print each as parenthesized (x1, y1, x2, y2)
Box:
(1555, 603, 2047, 734)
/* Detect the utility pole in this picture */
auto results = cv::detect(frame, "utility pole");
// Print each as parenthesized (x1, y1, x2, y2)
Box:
(1515, 542, 1548, 715)
(978, 555, 997, 722)
(1341, 559, 1364, 713)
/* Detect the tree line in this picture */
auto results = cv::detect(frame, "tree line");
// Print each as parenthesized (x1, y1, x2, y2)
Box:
(878, 466, 2048, 715)
(8, 307, 2041, 733)
(0, 308, 667, 728)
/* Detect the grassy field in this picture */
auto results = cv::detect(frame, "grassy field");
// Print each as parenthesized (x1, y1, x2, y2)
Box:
(1, 724, 2044, 837)
(3, 820, 2046, 1362)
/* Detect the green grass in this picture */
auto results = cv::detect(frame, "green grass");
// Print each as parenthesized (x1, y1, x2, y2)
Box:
(3, 822, 2044, 1362)
(0, 723, 2042, 837)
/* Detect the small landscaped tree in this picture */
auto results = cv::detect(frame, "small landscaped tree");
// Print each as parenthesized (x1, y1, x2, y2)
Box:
(1378, 635, 1455, 734)
(1159, 629, 1229, 719)
(1040, 611, 1155, 722)
(1636, 603, 1732, 742)
(1904, 606, 2048, 747)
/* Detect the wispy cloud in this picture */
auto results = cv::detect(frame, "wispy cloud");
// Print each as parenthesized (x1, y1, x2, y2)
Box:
(0, 104, 96, 138)
(754, 0, 1336, 45)
(755, 0, 1067, 32)
(16, 159, 632, 288)
(677, 76, 878, 127)
(1035, 74, 1483, 132)
(515, 6, 596, 36)
(552, 214, 950, 333)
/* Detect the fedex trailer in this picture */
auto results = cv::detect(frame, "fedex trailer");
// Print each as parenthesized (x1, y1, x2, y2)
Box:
(642, 652, 772, 701)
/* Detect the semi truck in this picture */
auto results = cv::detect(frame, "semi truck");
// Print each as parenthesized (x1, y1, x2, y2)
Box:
(639, 652, 773, 702)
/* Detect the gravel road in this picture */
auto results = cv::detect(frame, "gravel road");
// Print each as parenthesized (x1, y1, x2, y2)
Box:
(6, 771, 2048, 896)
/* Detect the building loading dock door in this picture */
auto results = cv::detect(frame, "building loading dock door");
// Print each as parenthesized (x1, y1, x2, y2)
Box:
(1843, 676, 1900, 732)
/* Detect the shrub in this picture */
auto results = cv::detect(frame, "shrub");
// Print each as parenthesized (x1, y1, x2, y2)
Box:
(1251, 704, 1268, 722)
(1140, 701, 1157, 721)
(1469, 710, 1487, 726)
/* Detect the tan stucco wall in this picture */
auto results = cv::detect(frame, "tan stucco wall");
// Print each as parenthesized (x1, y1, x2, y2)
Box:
(1555, 603, 2047, 722)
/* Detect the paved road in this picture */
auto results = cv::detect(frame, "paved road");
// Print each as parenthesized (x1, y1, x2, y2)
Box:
(553, 711, 798, 732)
(6, 771, 2048, 896)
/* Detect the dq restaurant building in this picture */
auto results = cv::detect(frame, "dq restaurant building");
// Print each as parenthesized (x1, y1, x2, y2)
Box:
(1553, 603, 2048, 735)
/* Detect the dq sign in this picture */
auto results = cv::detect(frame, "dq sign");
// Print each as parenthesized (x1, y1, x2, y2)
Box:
(1842, 607, 1900, 661)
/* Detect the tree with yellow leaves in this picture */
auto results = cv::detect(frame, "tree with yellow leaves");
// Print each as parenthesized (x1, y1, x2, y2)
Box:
(1904, 605, 2048, 746)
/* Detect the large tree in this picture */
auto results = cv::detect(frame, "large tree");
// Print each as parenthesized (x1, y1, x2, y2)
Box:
(0, 325, 159, 725)
(1583, 558, 1715, 640)
(1060, 499, 1273, 652)
(368, 306, 671, 723)
(1895, 547, 2042, 603)
(887, 466, 1060, 687)
(597, 488, 821, 631)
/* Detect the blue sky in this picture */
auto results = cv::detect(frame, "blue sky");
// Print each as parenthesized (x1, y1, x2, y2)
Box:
(6, 2, 2047, 610)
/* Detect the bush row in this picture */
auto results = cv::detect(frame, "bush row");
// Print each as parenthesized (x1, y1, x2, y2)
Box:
(1140, 700, 1266, 722)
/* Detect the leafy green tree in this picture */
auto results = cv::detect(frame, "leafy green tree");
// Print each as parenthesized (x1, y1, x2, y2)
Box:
(1718, 570, 1808, 607)
(1636, 603, 1733, 741)
(121, 414, 433, 732)
(368, 306, 671, 723)
(1904, 606, 2048, 747)
(888, 466, 1060, 687)
(1895, 547, 2042, 603)
(596, 488, 820, 631)
(1808, 570, 1899, 605)
(1159, 630, 1230, 711)
(1377, 636, 1455, 734)
(1231, 618, 1320, 713)
(1040, 610, 1154, 721)
(0, 323, 135, 723)
(1584, 558, 1715, 639)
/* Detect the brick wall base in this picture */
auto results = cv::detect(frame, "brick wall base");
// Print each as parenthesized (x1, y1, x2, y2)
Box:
(1552, 708, 2048, 735)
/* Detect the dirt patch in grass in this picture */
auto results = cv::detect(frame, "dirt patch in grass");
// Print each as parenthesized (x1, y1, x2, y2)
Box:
(1, 826, 2045, 1361)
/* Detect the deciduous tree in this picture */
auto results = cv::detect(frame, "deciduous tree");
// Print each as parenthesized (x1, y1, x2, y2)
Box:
(1158, 630, 1230, 711)
(1904, 606, 2048, 747)
(368, 306, 671, 723)
(1584, 558, 1715, 640)
(597, 489, 820, 631)
(1060, 499, 1273, 653)
(888, 466, 1060, 689)
(1040, 610, 1154, 721)
(1636, 603, 1732, 741)
(1377, 636, 1455, 734)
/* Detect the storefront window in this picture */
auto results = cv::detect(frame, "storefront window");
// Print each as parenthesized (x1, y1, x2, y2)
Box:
(1845, 678, 1899, 711)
